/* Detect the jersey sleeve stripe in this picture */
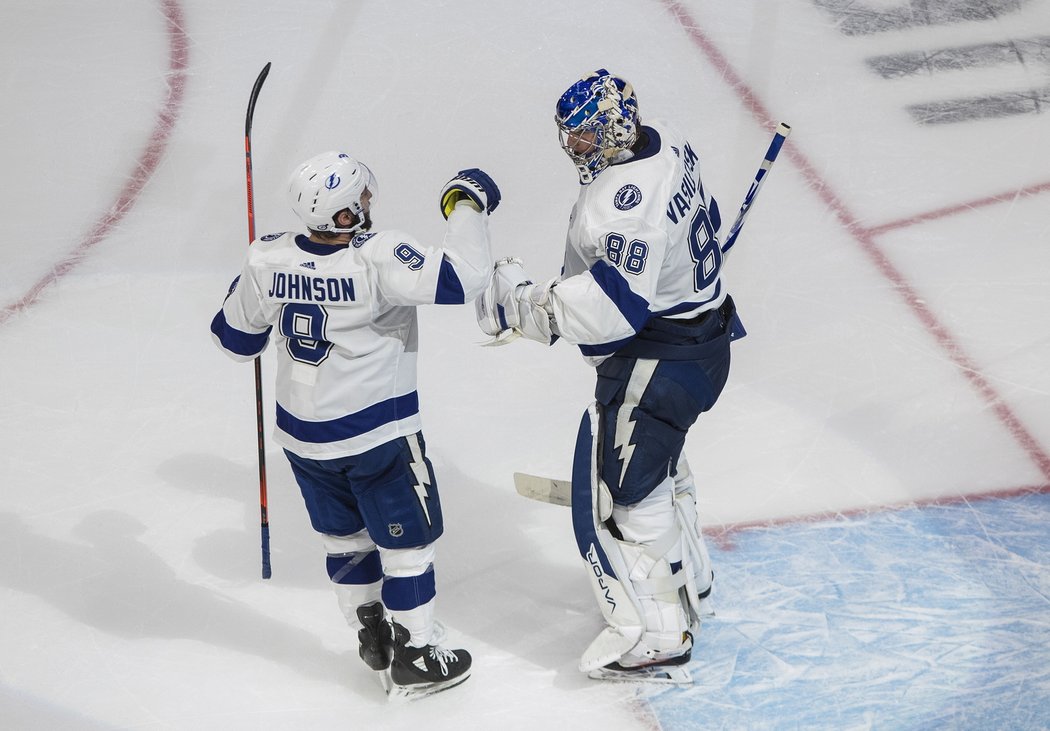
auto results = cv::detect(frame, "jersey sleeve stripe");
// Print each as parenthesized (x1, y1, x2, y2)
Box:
(276, 391, 420, 444)
(578, 333, 636, 358)
(210, 311, 271, 358)
(434, 255, 466, 304)
(589, 259, 650, 333)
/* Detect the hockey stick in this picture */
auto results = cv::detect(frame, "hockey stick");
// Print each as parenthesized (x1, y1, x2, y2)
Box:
(245, 62, 272, 579)
(514, 472, 572, 506)
(721, 122, 791, 254)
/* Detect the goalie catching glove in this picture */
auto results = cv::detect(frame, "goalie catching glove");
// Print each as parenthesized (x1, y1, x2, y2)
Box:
(475, 257, 556, 344)
(439, 168, 501, 219)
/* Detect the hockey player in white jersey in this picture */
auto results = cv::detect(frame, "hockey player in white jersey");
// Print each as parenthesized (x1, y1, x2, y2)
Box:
(477, 70, 743, 683)
(212, 151, 501, 698)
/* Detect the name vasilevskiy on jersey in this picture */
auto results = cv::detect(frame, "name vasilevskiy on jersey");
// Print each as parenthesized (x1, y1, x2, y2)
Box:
(666, 142, 701, 225)
(266, 272, 356, 302)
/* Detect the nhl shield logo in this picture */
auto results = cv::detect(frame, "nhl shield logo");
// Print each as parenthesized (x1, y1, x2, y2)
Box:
(614, 184, 642, 211)
(388, 523, 404, 538)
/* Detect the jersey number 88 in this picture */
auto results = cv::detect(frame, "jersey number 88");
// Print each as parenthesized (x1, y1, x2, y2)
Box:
(605, 233, 649, 275)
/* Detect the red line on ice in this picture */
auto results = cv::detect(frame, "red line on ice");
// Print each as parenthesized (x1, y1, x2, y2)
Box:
(0, 0, 188, 327)
(709, 483, 1050, 547)
(660, 0, 1050, 481)
(864, 179, 1050, 236)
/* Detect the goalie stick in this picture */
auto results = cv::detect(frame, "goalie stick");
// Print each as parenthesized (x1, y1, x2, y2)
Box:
(245, 62, 272, 579)
(514, 472, 572, 506)
(721, 122, 791, 254)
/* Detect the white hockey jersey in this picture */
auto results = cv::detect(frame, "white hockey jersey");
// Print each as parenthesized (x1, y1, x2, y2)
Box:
(548, 119, 727, 364)
(211, 206, 491, 459)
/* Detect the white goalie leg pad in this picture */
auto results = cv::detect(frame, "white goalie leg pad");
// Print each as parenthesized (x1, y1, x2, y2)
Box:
(673, 455, 715, 617)
(611, 477, 692, 665)
(572, 404, 642, 671)
(571, 404, 689, 672)
(324, 531, 383, 632)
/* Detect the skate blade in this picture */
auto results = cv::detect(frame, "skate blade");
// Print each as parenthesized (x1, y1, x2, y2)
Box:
(698, 596, 715, 617)
(587, 664, 693, 685)
(387, 672, 470, 701)
(375, 669, 393, 693)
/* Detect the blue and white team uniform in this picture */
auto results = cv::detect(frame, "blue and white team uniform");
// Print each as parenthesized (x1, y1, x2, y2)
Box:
(477, 71, 742, 681)
(546, 119, 742, 676)
(212, 222, 489, 461)
(212, 152, 496, 693)
(551, 117, 742, 504)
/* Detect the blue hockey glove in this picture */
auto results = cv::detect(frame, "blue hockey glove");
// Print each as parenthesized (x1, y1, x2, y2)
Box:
(440, 168, 501, 219)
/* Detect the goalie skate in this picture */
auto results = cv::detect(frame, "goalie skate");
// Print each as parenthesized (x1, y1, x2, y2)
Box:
(587, 653, 693, 685)
(588, 631, 694, 686)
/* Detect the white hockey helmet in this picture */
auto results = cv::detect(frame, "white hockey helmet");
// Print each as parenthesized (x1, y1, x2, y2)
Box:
(288, 151, 377, 233)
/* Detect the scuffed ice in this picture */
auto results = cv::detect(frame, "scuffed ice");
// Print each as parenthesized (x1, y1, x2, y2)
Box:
(812, 0, 1032, 36)
(647, 493, 1050, 730)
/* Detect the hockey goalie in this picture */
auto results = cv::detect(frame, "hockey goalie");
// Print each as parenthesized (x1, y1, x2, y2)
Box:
(476, 69, 747, 682)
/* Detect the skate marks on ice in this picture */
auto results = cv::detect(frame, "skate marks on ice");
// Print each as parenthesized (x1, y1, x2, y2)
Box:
(644, 491, 1050, 729)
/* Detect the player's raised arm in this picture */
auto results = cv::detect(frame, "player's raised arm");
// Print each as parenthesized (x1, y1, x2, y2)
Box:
(372, 168, 501, 306)
(437, 168, 501, 300)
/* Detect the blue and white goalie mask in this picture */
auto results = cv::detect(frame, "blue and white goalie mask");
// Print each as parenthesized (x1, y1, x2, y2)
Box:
(288, 151, 378, 234)
(555, 69, 639, 184)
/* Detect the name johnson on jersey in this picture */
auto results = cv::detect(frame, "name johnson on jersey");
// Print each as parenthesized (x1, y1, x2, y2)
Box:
(267, 272, 356, 302)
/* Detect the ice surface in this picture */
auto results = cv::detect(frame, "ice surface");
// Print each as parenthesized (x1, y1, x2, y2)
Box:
(1, 0, 1048, 729)
(650, 493, 1050, 729)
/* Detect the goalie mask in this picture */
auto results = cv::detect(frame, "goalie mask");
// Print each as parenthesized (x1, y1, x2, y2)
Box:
(288, 151, 378, 234)
(555, 69, 639, 185)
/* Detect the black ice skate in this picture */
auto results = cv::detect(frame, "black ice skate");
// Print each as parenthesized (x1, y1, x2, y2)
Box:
(356, 602, 394, 691)
(587, 634, 694, 685)
(388, 621, 471, 700)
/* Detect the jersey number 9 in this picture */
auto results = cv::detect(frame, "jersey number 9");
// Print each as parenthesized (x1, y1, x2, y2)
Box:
(280, 303, 333, 365)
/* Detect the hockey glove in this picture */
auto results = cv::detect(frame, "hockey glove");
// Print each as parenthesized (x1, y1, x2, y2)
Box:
(476, 257, 555, 345)
(440, 168, 501, 219)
